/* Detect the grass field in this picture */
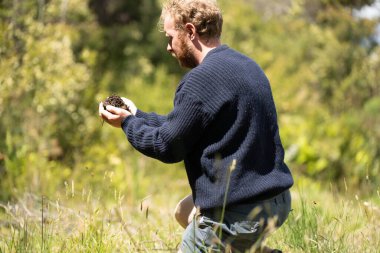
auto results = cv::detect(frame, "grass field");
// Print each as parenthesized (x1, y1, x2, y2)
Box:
(0, 170, 379, 253)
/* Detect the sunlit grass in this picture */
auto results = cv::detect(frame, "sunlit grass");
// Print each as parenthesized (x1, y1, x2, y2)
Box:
(0, 190, 183, 252)
(266, 178, 380, 253)
(0, 172, 379, 252)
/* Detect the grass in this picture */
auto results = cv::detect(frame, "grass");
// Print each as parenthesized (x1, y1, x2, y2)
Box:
(266, 177, 380, 253)
(0, 172, 379, 253)
(0, 191, 182, 252)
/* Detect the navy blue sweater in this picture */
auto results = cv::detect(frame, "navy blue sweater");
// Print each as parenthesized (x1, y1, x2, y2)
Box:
(122, 45, 293, 210)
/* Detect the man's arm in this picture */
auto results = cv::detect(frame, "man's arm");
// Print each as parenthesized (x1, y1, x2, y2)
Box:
(135, 110, 167, 127)
(121, 94, 206, 163)
(99, 97, 167, 128)
(122, 97, 167, 127)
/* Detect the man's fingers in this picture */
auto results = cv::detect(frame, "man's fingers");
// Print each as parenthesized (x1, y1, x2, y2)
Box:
(121, 97, 137, 115)
(105, 105, 123, 114)
(99, 103, 117, 119)
(121, 97, 131, 104)
(99, 102, 115, 119)
(99, 102, 104, 116)
(99, 102, 130, 128)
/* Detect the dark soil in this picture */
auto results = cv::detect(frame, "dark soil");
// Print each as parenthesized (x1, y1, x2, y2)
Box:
(103, 94, 130, 111)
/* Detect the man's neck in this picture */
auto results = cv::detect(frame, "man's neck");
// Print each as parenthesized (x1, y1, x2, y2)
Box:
(196, 39, 221, 65)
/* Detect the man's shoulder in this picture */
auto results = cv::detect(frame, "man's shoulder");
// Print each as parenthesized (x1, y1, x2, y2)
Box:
(191, 48, 261, 83)
(208, 45, 253, 61)
(204, 46, 258, 71)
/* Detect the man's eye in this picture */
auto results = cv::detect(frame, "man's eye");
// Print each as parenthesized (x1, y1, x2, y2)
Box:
(168, 36, 173, 44)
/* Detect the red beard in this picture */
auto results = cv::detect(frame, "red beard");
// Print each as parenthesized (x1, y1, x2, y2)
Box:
(176, 34, 198, 69)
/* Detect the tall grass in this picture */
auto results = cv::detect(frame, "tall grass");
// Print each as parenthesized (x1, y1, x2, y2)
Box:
(0, 174, 379, 252)
(0, 191, 182, 252)
(266, 178, 380, 253)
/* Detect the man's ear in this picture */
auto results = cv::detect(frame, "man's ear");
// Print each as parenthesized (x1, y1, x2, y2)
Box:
(184, 23, 196, 40)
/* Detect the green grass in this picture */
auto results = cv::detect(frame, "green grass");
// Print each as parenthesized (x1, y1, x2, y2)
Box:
(0, 174, 379, 253)
(267, 178, 380, 253)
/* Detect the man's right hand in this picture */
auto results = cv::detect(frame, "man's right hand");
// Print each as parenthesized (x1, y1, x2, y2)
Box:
(121, 97, 137, 115)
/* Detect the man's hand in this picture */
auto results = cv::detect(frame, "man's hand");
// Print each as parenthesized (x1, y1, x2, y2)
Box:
(99, 102, 132, 128)
(121, 97, 137, 115)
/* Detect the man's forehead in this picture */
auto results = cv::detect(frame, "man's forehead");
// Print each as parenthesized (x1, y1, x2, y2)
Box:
(163, 15, 175, 34)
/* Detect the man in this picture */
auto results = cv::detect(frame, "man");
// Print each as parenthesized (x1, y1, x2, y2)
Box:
(99, 0, 293, 252)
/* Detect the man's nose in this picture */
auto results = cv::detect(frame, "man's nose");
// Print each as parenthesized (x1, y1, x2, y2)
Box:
(167, 43, 173, 53)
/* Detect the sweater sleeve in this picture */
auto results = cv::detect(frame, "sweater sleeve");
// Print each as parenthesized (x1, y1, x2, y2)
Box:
(135, 110, 167, 127)
(121, 94, 207, 163)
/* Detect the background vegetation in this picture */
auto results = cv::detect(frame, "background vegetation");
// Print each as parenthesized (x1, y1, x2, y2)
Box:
(0, 0, 379, 252)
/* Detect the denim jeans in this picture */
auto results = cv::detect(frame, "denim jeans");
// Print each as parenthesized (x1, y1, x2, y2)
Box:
(180, 190, 291, 253)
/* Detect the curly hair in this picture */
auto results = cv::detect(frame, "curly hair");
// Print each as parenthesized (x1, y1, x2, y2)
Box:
(159, 0, 223, 40)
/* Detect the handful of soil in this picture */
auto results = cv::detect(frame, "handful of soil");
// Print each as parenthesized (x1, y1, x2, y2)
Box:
(103, 94, 130, 112)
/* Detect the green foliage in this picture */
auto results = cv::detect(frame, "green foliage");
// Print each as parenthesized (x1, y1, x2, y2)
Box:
(321, 0, 375, 8)
(0, 0, 379, 201)
(0, 0, 96, 199)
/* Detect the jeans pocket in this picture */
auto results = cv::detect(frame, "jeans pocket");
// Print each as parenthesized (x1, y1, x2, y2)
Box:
(229, 220, 260, 237)
(224, 220, 262, 251)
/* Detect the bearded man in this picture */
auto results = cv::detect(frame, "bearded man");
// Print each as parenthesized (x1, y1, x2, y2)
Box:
(99, 1, 293, 252)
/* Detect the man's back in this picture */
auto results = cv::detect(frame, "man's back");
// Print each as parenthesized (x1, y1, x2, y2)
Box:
(177, 45, 293, 209)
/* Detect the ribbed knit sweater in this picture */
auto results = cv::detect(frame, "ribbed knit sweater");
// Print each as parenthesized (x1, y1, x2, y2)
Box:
(122, 45, 293, 210)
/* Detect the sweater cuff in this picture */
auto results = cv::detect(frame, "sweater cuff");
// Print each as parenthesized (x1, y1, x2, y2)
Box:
(121, 115, 135, 129)
(136, 109, 148, 118)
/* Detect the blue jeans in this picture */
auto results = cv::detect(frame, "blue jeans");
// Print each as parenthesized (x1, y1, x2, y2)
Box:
(180, 190, 291, 253)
